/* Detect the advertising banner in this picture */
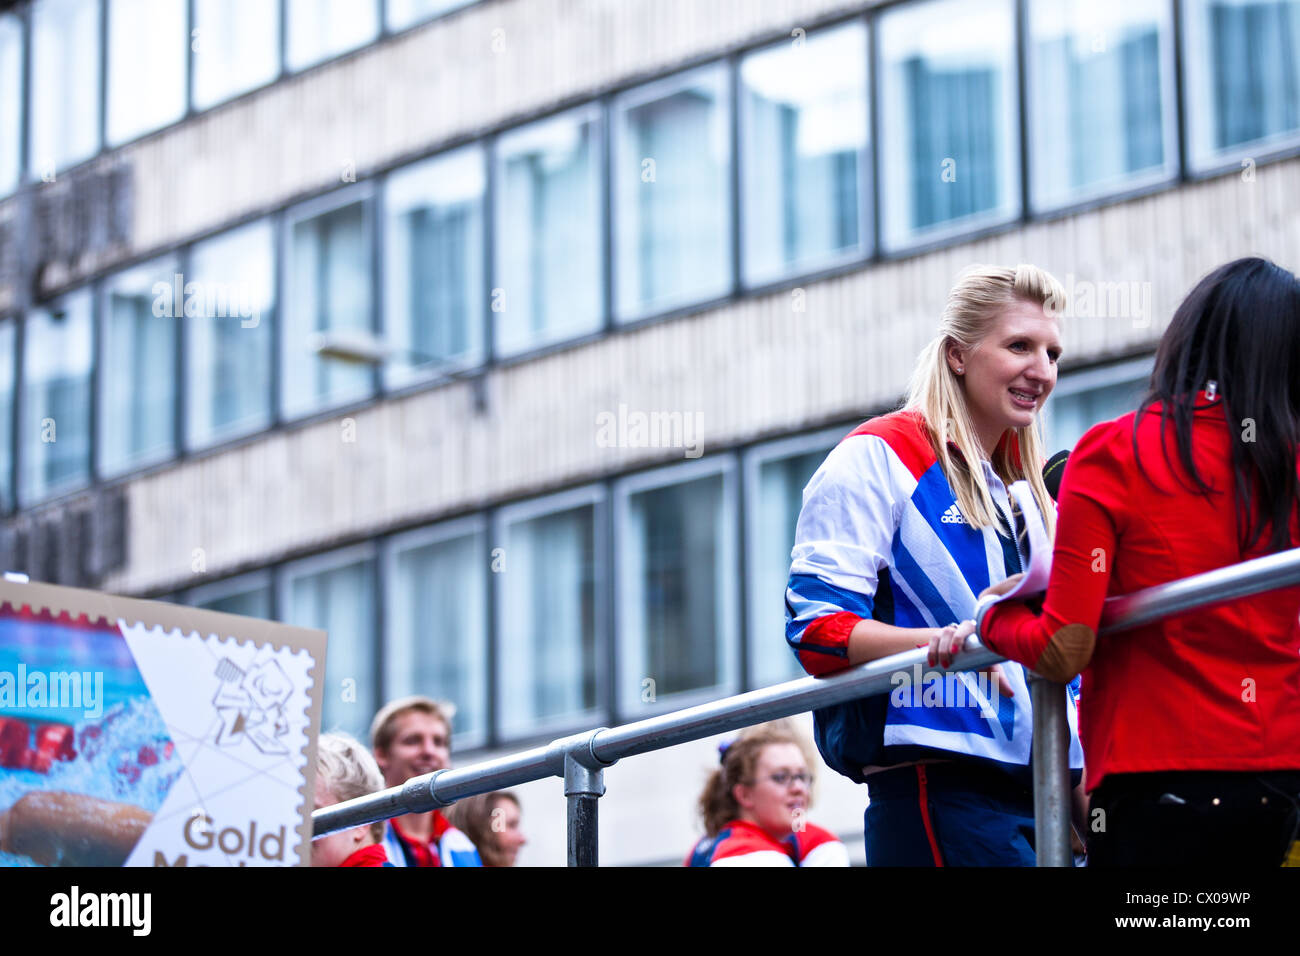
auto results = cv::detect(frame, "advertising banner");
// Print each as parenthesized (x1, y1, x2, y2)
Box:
(0, 579, 326, 867)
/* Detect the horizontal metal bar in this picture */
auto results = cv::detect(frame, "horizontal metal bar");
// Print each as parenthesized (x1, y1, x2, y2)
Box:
(1100, 546, 1300, 634)
(314, 643, 1002, 837)
(314, 547, 1300, 840)
(313, 739, 558, 836)
(589, 645, 1001, 764)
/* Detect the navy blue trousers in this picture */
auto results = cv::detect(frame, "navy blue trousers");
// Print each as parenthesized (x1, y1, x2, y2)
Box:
(864, 763, 1038, 867)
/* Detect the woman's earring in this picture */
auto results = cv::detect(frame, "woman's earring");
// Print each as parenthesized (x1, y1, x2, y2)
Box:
(957, 367, 964, 374)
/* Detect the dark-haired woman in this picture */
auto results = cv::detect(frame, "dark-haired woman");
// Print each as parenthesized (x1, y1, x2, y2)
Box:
(957, 257, 1300, 866)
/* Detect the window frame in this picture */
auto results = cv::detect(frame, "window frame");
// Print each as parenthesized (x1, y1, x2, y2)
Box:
(874, 0, 1023, 254)
(1024, 0, 1181, 214)
(189, 0, 283, 113)
(384, 0, 478, 33)
(278, 540, 380, 738)
(379, 143, 489, 388)
(182, 215, 280, 453)
(610, 60, 736, 325)
(491, 102, 608, 360)
(1180, 0, 1300, 176)
(0, 8, 27, 198)
(95, 252, 180, 479)
(18, 283, 97, 509)
(741, 424, 844, 690)
(492, 482, 609, 743)
(279, 181, 379, 424)
(612, 453, 740, 720)
(27, 0, 104, 178)
(382, 512, 490, 752)
(284, 0, 381, 75)
(736, 20, 875, 289)
(0, 316, 18, 513)
(184, 568, 277, 619)
(104, 0, 189, 148)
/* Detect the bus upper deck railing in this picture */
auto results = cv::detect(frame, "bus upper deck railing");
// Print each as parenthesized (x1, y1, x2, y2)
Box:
(313, 546, 1300, 866)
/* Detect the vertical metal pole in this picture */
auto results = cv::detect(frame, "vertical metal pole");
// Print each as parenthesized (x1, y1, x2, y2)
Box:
(1030, 676, 1072, 866)
(564, 752, 604, 867)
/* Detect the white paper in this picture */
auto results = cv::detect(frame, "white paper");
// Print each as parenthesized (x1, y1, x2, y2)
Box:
(989, 479, 1052, 604)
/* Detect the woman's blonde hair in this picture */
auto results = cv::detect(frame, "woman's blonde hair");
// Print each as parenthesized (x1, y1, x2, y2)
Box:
(904, 264, 1063, 537)
(698, 720, 814, 838)
(316, 732, 388, 843)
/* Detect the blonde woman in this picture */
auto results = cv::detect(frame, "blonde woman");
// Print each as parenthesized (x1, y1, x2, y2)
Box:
(785, 264, 1085, 866)
(312, 732, 392, 867)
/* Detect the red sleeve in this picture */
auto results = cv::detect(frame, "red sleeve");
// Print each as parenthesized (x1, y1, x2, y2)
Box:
(982, 420, 1124, 671)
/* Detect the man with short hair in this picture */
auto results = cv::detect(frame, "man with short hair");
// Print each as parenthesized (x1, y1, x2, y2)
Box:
(370, 696, 482, 867)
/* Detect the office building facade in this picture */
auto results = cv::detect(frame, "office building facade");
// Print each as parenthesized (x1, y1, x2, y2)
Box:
(1, 0, 1298, 863)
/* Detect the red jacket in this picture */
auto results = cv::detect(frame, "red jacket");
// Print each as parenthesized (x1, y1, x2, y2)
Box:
(338, 843, 390, 867)
(684, 820, 848, 867)
(983, 393, 1300, 791)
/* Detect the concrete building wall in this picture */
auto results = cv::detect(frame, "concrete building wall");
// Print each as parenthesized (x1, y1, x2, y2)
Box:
(3, 0, 873, 299)
(101, 157, 1300, 595)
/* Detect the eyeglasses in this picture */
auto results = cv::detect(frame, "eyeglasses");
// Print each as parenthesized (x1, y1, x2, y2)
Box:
(762, 771, 812, 788)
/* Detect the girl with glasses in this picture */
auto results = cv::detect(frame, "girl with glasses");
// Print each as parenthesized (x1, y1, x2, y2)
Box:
(685, 722, 848, 866)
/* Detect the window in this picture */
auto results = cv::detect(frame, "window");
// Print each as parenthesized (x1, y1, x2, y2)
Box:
(616, 459, 738, 712)
(383, 148, 485, 385)
(496, 488, 604, 738)
(613, 64, 732, 321)
(286, 0, 379, 72)
(99, 256, 177, 476)
(186, 220, 275, 449)
(744, 432, 838, 689)
(739, 22, 870, 286)
(877, 0, 1019, 251)
(192, 0, 281, 110)
(387, 0, 475, 31)
(1043, 356, 1153, 451)
(282, 190, 375, 420)
(0, 14, 21, 196)
(281, 546, 376, 740)
(0, 320, 14, 511)
(21, 287, 93, 506)
(385, 519, 488, 746)
(188, 572, 273, 620)
(494, 107, 604, 356)
(1184, 0, 1300, 169)
(1027, 0, 1176, 211)
(106, 0, 187, 146)
(30, 0, 100, 175)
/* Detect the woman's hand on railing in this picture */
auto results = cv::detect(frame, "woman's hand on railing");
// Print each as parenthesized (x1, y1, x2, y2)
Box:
(926, 620, 1014, 697)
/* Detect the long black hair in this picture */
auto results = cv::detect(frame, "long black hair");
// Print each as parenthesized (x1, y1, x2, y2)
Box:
(1135, 257, 1300, 554)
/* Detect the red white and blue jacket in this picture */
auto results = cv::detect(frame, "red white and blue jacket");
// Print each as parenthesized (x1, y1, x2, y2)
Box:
(785, 409, 1083, 786)
(685, 820, 849, 867)
(381, 812, 482, 867)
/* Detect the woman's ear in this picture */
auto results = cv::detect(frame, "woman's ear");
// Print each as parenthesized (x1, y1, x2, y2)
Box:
(946, 340, 967, 376)
(732, 782, 754, 812)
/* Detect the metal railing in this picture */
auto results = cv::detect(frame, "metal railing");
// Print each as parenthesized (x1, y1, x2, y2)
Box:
(313, 547, 1300, 866)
